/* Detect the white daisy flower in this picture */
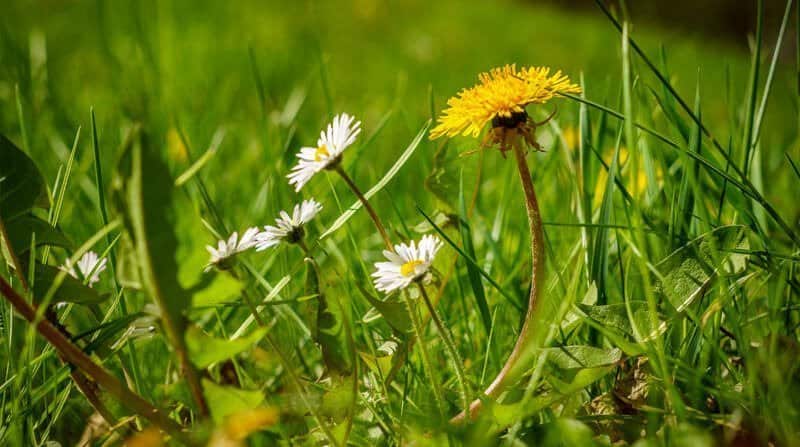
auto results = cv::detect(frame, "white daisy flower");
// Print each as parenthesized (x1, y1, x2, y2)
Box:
(61, 251, 107, 287)
(372, 235, 443, 294)
(255, 199, 322, 250)
(205, 227, 260, 271)
(287, 113, 361, 191)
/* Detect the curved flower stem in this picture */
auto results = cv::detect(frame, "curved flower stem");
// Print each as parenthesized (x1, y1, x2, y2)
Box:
(417, 283, 472, 418)
(451, 143, 545, 424)
(403, 289, 446, 419)
(333, 165, 393, 250)
(0, 277, 194, 445)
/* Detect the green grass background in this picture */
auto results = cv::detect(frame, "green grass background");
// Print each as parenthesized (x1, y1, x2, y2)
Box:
(1, 0, 799, 445)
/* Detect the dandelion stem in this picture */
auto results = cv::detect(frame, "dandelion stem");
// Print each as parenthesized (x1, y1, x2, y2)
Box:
(417, 283, 472, 418)
(403, 289, 446, 419)
(0, 276, 194, 445)
(333, 165, 393, 250)
(452, 143, 545, 424)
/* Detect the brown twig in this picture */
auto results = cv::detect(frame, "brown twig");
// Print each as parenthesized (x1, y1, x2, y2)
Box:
(0, 215, 29, 291)
(0, 276, 193, 445)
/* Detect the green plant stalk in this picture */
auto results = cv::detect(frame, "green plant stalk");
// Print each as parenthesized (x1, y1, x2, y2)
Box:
(0, 277, 193, 445)
(452, 143, 544, 423)
(333, 165, 393, 250)
(417, 283, 472, 418)
(127, 139, 208, 418)
(402, 289, 446, 419)
(90, 108, 143, 397)
(234, 265, 341, 447)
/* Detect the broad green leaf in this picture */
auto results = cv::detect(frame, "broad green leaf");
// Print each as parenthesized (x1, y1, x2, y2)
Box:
(189, 272, 243, 307)
(187, 326, 268, 369)
(540, 419, 597, 446)
(543, 346, 622, 370)
(5, 214, 72, 253)
(202, 379, 264, 425)
(357, 282, 412, 334)
(169, 185, 244, 307)
(358, 350, 395, 377)
(32, 263, 106, 305)
(319, 376, 356, 420)
(0, 134, 47, 218)
(657, 225, 748, 312)
(491, 366, 616, 427)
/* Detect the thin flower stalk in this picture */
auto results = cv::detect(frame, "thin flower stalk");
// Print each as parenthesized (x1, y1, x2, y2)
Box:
(402, 289, 446, 419)
(417, 283, 472, 418)
(333, 164, 392, 250)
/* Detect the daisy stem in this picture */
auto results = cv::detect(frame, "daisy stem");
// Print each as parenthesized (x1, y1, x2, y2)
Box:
(297, 239, 311, 256)
(417, 283, 472, 418)
(402, 289, 446, 420)
(451, 144, 545, 424)
(333, 165, 393, 250)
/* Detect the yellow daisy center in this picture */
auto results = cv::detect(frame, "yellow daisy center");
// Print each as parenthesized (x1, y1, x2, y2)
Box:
(314, 144, 330, 161)
(400, 259, 424, 277)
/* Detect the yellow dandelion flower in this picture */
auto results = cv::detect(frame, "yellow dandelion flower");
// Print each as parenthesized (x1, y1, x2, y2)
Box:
(430, 64, 581, 154)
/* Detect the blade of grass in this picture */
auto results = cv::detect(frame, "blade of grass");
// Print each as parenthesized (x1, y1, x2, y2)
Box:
(742, 0, 764, 174)
(458, 171, 491, 334)
(418, 206, 523, 312)
(320, 120, 431, 240)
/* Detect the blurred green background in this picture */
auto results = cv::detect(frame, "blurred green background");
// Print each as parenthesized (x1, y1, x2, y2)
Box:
(1, 0, 795, 239)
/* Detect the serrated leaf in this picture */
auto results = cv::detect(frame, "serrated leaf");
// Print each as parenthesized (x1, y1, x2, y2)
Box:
(571, 301, 660, 356)
(575, 301, 653, 337)
(657, 225, 748, 312)
(307, 261, 353, 375)
(187, 326, 268, 369)
(32, 263, 106, 305)
(5, 214, 72, 253)
(202, 379, 264, 425)
(544, 346, 622, 370)
(0, 134, 47, 218)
